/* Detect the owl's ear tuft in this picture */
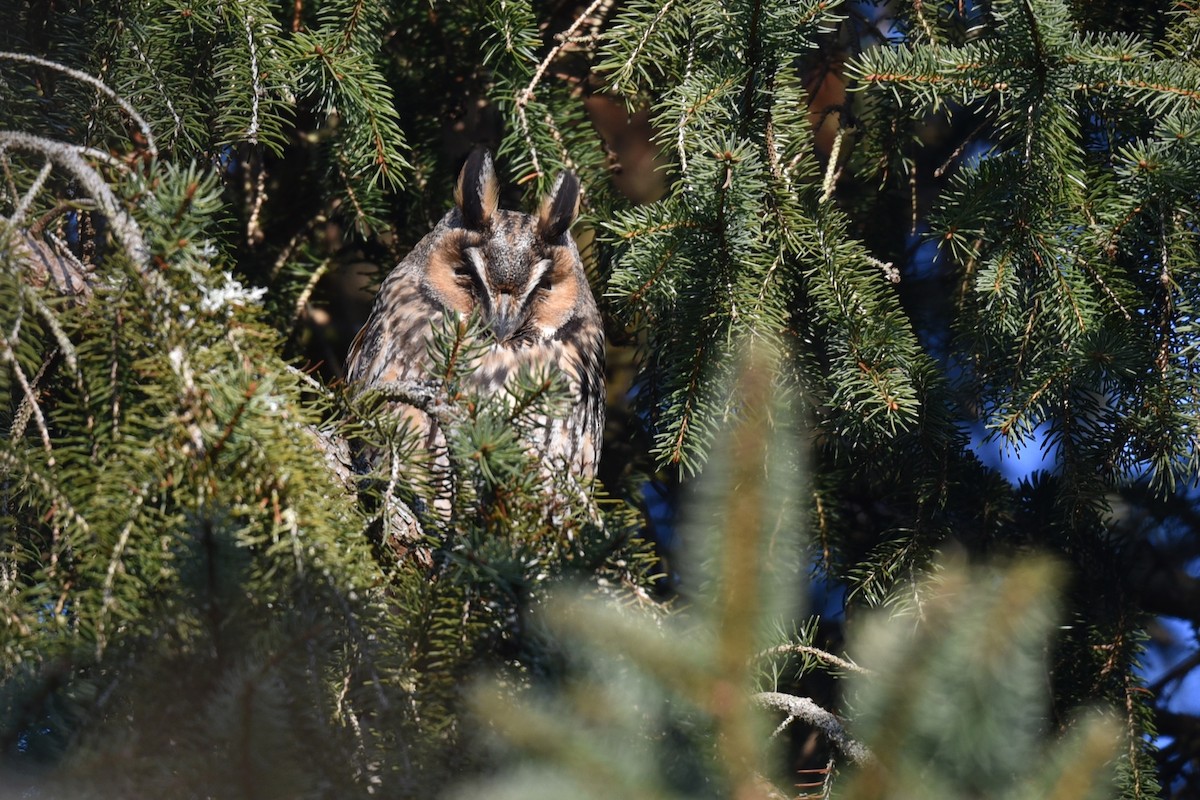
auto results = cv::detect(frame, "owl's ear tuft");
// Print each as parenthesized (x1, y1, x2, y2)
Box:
(455, 149, 499, 230)
(538, 171, 581, 241)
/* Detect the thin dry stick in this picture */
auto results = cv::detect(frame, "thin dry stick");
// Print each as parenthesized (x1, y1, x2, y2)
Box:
(270, 205, 333, 281)
(585, 0, 618, 38)
(1157, 212, 1175, 374)
(519, 0, 608, 106)
(515, 0, 609, 177)
(290, 257, 333, 334)
(247, 162, 268, 245)
(934, 117, 990, 178)
(541, 111, 576, 172)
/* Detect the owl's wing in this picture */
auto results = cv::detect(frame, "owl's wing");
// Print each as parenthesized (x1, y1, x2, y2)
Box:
(346, 267, 445, 388)
(346, 219, 458, 387)
(345, 321, 371, 380)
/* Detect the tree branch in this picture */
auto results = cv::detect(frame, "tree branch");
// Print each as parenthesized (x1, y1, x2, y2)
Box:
(752, 692, 871, 764)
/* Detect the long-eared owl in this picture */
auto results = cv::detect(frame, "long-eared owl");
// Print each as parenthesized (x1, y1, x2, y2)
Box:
(345, 150, 604, 493)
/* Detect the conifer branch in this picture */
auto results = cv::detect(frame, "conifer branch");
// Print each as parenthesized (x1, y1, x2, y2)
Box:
(97, 481, 152, 659)
(1016, 297, 1040, 372)
(858, 71, 1009, 92)
(0, 51, 158, 156)
(1156, 212, 1175, 375)
(0, 443, 90, 537)
(241, 12, 264, 145)
(753, 692, 871, 764)
(0, 2, 1186, 793)
(0, 327, 53, 460)
(618, 0, 677, 85)
(31, 293, 82, 381)
(1077, 78, 1200, 103)
(129, 40, 183, 143)
(339, 0, 369, 51)
(626, 244, 678, 305)
(1124, 669, 1153, 797)
(375, 378, 457, 423)
(9, 159, 53, 226)
(616, 219, 701, 239)
(0, 132, 151, 270)
(737, 0, 765, 135)
(666, 339, 707, 467)
(998, 371, 1059, 438)
(336, 156, 369, 222)
(513, 0, 608, 178)
(912, 0, 937, 44)
(1077, 255, 1130, 321)
(754, 642, 871, 675)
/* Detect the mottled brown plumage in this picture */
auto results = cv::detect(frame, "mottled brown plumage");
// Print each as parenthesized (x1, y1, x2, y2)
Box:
(346, 150, 604, 496)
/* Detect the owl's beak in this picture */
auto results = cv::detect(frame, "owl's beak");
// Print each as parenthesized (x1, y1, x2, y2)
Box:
(489, 294, 524, 342)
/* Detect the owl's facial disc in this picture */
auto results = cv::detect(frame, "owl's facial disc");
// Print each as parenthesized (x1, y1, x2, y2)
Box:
(469, 251, 554, 344)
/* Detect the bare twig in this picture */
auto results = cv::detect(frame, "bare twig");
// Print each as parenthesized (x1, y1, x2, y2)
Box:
(247, 160, 268, 246)
(290, 257, 333, 335)
(374, 378, 457, 424)
(1156, 212, 1175, 374)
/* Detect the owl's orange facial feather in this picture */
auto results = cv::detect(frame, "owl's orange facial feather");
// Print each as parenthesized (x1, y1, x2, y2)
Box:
(424, 230, 480, 315)
(530, 246, 582, 333)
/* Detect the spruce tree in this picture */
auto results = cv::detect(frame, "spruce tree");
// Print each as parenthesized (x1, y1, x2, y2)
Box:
(0, 0, 1197, 797)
